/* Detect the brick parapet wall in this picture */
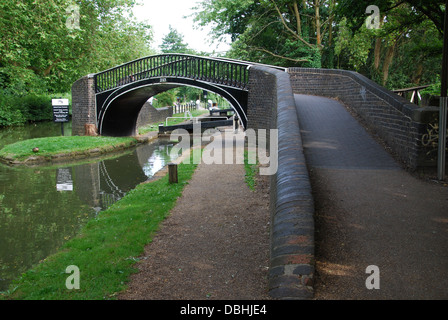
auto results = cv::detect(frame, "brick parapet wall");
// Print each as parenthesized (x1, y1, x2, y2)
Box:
(248, 66, 315, 300)
(288, 68, 440, 169)
(247, 68, 277, 132)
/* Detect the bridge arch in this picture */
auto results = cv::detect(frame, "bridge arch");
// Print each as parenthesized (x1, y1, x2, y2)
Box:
(97, 76, 248, 136)
(71, 53, 285, 136)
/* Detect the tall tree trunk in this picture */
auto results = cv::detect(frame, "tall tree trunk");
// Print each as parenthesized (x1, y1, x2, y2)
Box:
(293, 1, 302, 36)
(328, 0, 335, 46)
(270, 0, 313, 49)
(314, 0, 321, 47)
(374, 38, 382, 71)
(373, 16, 385, 72)
(382, 44, 396, 86)
(412, 63, 424, 85)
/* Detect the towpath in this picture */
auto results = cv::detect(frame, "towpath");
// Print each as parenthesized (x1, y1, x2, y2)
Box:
(119, 130, 272, 300)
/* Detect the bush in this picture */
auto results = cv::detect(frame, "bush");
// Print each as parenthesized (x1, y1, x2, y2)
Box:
(18, 94, 53, 122)
(0, 92, 69, 127)
(421, 82, 444, 97)
(0, 94, 26, 126)
(153, 91, 175, 108)
(0, 104, 26, 127)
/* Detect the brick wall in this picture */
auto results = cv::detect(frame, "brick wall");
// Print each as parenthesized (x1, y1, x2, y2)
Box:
(247, 68, 277, 132)
(248, 66, 315, 300)
(71, 74, 97, 136)
(136, 103, 173, 128)
(288, 68, 440, 169)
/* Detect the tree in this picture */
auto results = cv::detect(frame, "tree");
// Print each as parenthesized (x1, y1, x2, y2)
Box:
(0, 0, 153, 126)
(0, 0, 153, 95)
(403, 0, 446, 33)
(334, 18, 372, 71)
(160, 25, 192, 54)
(387, 18, 442, 88)
(153, 91, 175, 108)
(335, 0, 444, 88)
(193, 0, 335, 67)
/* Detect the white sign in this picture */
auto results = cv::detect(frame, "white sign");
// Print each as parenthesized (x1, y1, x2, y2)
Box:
(52, 99, 69, 106)
(52, 99, 70, 123)
(57, 183, 73, 191)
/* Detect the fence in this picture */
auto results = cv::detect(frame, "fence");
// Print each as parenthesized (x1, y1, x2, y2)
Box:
(94, 54, 252, 93)
(172, 103, 198, 114)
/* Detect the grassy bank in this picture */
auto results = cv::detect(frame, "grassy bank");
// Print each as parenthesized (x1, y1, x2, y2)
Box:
(0, 159, 197, 300)
(0, 136, 138, 164)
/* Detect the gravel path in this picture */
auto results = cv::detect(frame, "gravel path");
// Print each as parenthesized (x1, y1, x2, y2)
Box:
(118, 130, 272, 300)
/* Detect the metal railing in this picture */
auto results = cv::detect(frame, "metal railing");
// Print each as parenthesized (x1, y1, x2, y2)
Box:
(94, 54, 260, 93)
(393, 85, 431, 105)
(173, 103, 196, 114)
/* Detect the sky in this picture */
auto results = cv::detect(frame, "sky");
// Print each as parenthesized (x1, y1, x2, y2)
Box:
(132, 0, 231, 54)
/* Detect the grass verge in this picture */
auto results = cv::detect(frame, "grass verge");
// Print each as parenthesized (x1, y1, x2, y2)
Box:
(0, 159, 197, 300)
(0, 136, 137, 163)
(244, 150, 257, 191)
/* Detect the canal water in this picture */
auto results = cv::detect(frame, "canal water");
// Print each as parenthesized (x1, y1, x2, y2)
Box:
(0, 121, 178, 291)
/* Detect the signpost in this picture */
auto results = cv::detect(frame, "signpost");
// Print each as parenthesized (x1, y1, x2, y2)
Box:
(438, 1, 448, 181)
(52, 98, 70, 136)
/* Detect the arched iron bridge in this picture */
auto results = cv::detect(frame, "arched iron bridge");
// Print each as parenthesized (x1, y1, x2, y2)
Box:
(93, 54, 285, 136)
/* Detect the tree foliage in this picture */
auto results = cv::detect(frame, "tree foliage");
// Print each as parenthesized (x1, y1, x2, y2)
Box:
(0, 0, 153, 126)
(193, 0, 335, 67)
(160, 25, 193, 54)
(0, 0, 152, 95)
(193, 0, 445, 91)
(336, 0, 444, 88)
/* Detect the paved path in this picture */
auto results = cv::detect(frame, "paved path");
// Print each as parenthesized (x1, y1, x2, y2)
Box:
(119, 130, 271, 300)
(295, 94, 448, 299)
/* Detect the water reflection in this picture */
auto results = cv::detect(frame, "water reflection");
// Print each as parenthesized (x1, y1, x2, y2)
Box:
(56, 168, 74, 191)
(0, 139, 177, 291)
(143, 143, 176, 177)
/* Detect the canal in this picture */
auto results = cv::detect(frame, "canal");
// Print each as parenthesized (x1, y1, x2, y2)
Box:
(0, 121, 178, 291)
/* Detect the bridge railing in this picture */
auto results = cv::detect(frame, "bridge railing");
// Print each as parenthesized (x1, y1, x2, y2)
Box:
(94, 54, 256, 93)
(392, 85, 431, 106)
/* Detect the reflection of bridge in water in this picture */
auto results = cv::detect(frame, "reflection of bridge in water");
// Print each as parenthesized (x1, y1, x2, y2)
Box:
(73, 140, 176, 211)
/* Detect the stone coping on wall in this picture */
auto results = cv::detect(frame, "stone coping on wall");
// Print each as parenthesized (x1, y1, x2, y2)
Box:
(250, 66, 315, 299)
